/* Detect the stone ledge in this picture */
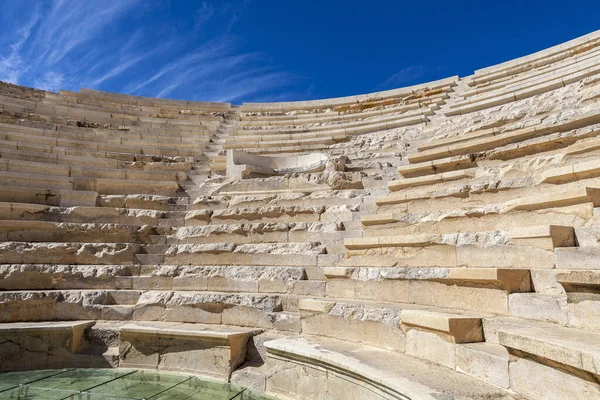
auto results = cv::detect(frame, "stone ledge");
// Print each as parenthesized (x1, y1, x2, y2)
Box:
(264, 336, 517, 400)
(119, 321, 260, 379)
(400, 309, 483, 344)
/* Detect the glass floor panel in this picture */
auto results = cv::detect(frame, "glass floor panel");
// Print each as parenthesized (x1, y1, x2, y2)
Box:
(0, 369, 274, 400)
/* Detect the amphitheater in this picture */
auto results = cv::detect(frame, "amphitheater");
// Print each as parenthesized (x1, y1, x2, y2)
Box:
(1, 29, 600, 399)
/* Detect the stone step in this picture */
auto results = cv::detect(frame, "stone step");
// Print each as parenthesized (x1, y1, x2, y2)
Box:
(0, 170, 180, 196)
(365, 204, 594, 240)
(98, 194, 190, 211)
(238, 99, 434, 125)
(412, 109, 600, 164)
(555, 246, 600, 270)
(66, 88, 231, 112)
(0, 185, 98, 207)
(0, 320, 94, 372)
(0, 220, 156, 243)
(188, 190, 368, 211)
(0, 241, 141, 265)
(174, 221, 346, 246)
(0, 202, 169, 226)
(377, 170, 564, 213)
(324, 267, 530, 315)
(299, 297, 484, 354)
(345, 226, 574, 270)
(155, 242, 327, 267)
(455, 342, 511, 389)
(224, 135, 340, 151)
(0, 135, 200, 159)
(0, 264, 309, 293)
(0, 146, 195, 171)
(484, 317, 600, 396)
(486, 122, 600, 162)
(0, 129, 205, 156)
(118, 321, 260, 379)
(398, 154, 475, 178)
(263, 336, 517, 400)
(235, 112, 426, 137)
(0, 157, 188, 182)
(0, 137, 198, 164)
(399, 309, 484, 343)
(465, 40, 600, 92)
(141, 244, 170, 254)
(447, 57, 600, 117)
(148, 234, 178, 245)
(342, 245, 555, 270)
(387, 168, 476, 192)
(0, 289, 289, 329)
(348, 225, 574, 251)
(363, 186, 600, 228)
(0, 121, 211, 149)
(325, 266, 531, 290)
(508, 293, 572, 325)
(208, 205, 353, 225)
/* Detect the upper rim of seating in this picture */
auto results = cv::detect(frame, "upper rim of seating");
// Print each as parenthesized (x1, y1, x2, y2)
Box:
(4, 30, 600, 114)
(473, 29, 600, 76)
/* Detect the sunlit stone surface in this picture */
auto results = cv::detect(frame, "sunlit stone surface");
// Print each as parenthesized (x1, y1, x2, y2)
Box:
(2, 29, 600, 399)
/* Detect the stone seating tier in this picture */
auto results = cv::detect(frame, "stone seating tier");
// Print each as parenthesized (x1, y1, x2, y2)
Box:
(64, 88, 231, 112)
(469, 30, 600, 86)
(3, 29, 600, 400)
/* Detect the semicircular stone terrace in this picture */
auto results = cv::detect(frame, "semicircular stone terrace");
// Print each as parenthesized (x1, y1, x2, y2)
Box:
(2, 29, 600, 400)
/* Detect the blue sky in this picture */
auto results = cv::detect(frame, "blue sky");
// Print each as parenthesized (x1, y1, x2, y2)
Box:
(0, 0, 599, 104)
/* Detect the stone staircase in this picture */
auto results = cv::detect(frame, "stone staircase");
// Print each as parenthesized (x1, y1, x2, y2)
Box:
(3, 29, 600, 400)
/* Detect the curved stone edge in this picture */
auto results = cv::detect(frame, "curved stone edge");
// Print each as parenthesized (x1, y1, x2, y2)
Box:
(263, 337, 437, 400)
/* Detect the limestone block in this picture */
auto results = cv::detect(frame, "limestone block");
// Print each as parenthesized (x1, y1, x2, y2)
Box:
(164, 306, 223, 324)
(184, 210, 212, 226)
(266, 357, 328, 400)
(424, 281, 510, 315)
(0, 321, 93, 372)
(0, 264, 136, 290)
(509, 224, 575, 249)
(273, 312, 301, 332)
(529, 269, 566, 295)
(222, 306, 276, 329)
(455, 244, 555, 269)
(298, 298, 335, 314)
(405, 328, 456, 368)
(509, 357, 600, 400)
(257, 279, 293, 294)
(302, 313, 406, 352)
(569, 299, 600, 330)
(0, 242, 139, 265)
(497, 324, 600, 375)
(320, 204, 359, 223)
(447, 268, 532, 293)
(508, 293, 569, 324)
(555, 247, 600, 269)
(325, 279, 412, 303)
(401, 309, 483, 344)
(119, 322, 259, 379)
(455, 343, 510, 388)
(291, 280, 325, 296)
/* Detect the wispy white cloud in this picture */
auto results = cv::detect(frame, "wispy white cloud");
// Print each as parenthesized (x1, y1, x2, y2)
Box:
(378, 65, 428, 90)
(34, 71, 64, 92)
(0, 7, 41, 83)
(0, 0, 300, 103)
(194, 2, 215, 30)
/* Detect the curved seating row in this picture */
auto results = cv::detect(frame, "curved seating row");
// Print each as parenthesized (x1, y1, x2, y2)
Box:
(3, 29, 600, 400)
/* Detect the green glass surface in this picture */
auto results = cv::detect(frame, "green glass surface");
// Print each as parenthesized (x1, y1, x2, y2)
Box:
(0, 370, 73, 395)
(0, 369, 275, 400)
